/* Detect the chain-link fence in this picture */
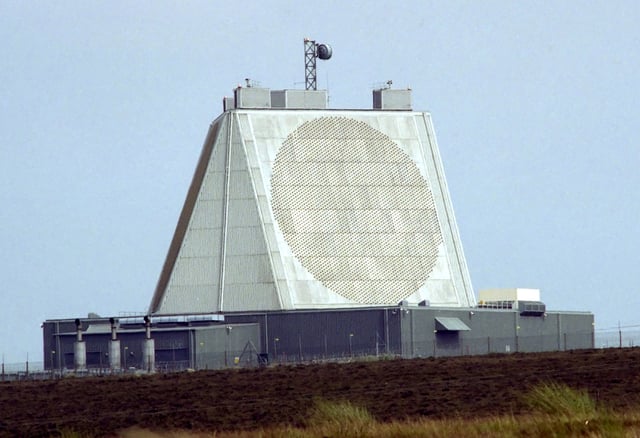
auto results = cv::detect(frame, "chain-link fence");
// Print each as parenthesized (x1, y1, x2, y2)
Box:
(0, 361, 45, 381)
(595, 328, 640, 348)
(6, 328, 640, 380)
(236, 331, 595, 365)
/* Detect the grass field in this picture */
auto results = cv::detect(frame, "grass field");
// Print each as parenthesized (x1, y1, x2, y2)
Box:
(115, 387, 635, 438)
(93, 388, 635, 437)
(3, 348, 640, 437)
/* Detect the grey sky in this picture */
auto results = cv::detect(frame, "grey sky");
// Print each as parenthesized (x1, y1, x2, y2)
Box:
(1, 1, 639, 363)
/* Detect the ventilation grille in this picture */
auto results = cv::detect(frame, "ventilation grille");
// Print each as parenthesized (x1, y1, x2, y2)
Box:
(270, 116, 442, 304)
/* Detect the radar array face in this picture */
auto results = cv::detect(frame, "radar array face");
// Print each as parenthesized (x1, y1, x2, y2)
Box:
(270, 116, 443, 304)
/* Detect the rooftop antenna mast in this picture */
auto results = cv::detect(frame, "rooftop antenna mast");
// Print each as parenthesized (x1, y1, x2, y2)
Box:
(304, 38, 332, 90)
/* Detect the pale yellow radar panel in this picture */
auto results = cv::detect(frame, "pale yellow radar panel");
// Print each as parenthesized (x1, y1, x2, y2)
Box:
(270, 116, 442, 304)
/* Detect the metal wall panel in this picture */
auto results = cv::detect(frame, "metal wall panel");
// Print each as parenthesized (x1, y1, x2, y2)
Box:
(159, 285, 217, 314)
(152, 118, 228, 314)
(43, 307, 594, 371)
(231, 309, 396, 360)
(150, 119, 225, 314)
(194, 324, 261, 369)
(402, 307, 595, 358)
(222, 120, 280, 311)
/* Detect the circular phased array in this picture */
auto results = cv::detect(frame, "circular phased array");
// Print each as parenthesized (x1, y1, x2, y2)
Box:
(270, 116, 442, 304)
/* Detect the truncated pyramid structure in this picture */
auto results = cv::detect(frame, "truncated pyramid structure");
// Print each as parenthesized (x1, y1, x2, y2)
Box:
(149, 88, 475, 314)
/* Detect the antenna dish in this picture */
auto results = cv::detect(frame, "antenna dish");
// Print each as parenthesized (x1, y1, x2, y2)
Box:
(317, 44, 332, 60)
(304, 38, 333, 90)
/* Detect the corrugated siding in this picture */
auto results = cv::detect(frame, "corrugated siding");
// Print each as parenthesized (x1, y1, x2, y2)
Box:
(221, 116, 280, 311)
(249, 309, 395, 357)
(156, 116, 229, 314)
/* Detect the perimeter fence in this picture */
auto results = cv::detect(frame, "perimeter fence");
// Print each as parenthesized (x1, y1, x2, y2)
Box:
(3, 328, 639, 380)
(595, 327, 640, 349)
(259, 331, 595, 365)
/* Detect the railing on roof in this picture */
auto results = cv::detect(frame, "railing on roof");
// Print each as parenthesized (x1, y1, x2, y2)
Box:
(476, 300, 514, 310)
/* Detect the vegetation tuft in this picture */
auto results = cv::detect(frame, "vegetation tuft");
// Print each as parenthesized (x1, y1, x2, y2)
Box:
(521, 382, 624, 437)
(524, 381, 597, 418)
(111, 385, 633, 437)
(305, 399, 375, 437)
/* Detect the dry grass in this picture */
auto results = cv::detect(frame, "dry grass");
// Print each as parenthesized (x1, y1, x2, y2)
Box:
(115, 414, 637, 438)
(112, 384, 634, 438)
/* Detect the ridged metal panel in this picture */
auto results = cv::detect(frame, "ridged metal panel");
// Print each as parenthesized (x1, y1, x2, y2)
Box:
(159, 285, 216, 314)
(199, 160, 226, 201)
(149, 119, 223, 313)
(223, 284, 280, 310)
(225, 255, 273, 283)
(188, 200, 223, 229)
(169, 257, 217, 285)
(250, 309, 397, 357)
(153, 116, 229, 314)
(221, 118, 280, 311)
(180, 229, 219, 257)
(225, 226, 269, 255)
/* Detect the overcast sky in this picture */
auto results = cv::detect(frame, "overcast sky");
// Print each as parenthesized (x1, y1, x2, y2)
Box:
(1, 1, 639, 364)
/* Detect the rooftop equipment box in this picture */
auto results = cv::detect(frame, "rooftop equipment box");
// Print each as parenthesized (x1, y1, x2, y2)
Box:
(271, 90, 327, 109)
(478, 288, 541, 303)
(223, 96, 235, 111)
(373, 88, 412, 110)
(234, 87, 271, 109)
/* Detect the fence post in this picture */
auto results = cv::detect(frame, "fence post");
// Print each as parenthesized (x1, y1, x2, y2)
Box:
(487, 336, 490, 354)
(324, 333, 327, 359)
(619, 323, 622, 349)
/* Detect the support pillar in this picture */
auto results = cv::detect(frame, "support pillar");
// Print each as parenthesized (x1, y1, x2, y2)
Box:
(142, 315, 155, 372)
(74, 318, 86, 371)
(109, 317, 121, 371)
